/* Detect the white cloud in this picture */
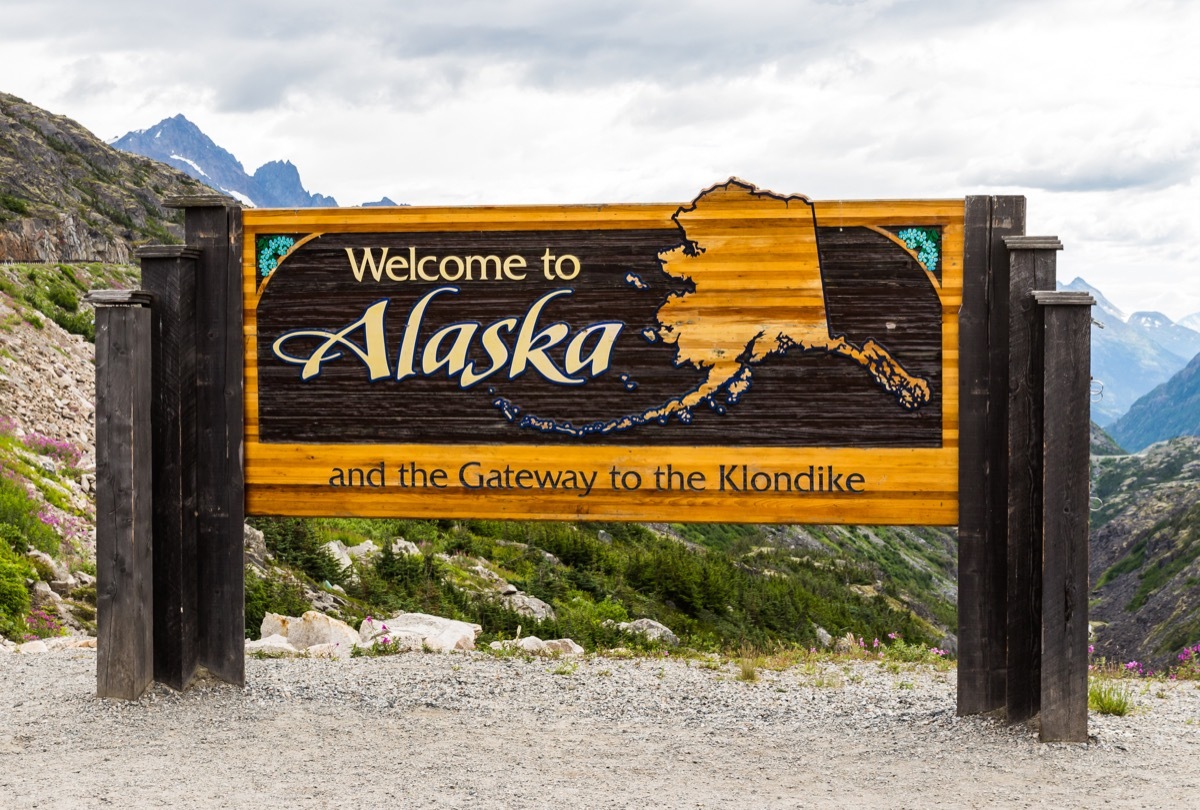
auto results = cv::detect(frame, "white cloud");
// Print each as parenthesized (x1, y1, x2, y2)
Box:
(2, 0, 1199, 317)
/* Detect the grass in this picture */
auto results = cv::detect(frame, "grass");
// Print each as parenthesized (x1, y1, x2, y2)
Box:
(1089, 679, 1135, 716)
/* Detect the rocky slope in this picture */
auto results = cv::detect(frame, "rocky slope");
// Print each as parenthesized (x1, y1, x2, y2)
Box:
(0, 93, 206, 263)
(1089, 437, 1200, 667)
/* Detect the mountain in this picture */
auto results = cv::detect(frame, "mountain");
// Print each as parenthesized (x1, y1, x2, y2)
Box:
(1060, 278, 1198, 425)
(112, 115, 337, 208)
(0, 93, 206, 263)
(1089, 436, 1200, 668)
(1090, 421, 1125, 456)
(1127, 311, 1200, 362)
(1181, 312, 1200, 332)
(1109, 351, 1200, 452)
(362, 197, 399, 207)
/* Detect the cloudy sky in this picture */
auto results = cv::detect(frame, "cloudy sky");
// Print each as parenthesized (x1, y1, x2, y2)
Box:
(4, 0, 1199, 318)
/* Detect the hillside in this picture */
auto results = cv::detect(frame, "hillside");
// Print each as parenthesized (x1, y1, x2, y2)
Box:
(1089, 436, 1200, 667)
(0, 93, 206, 263)
(1109, 351, 1200, 452)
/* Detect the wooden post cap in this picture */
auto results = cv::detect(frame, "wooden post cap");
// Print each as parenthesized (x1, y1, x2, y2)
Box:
(1003, 236, 1064, 251)
(1032, 291, 1095, 306)
(163, 194, 240, 209)
(84, 290, 155, 307)
(135, 245, 202, 260)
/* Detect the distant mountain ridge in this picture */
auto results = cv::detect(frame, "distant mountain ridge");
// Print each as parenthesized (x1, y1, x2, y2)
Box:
(112, 115, 337, 209)
(1060, 278, 1200, 425)
(1109, 350, 1200, 452)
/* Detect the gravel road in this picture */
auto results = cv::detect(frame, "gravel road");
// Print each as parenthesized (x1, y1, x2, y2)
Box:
(2, 649, 1198, 808)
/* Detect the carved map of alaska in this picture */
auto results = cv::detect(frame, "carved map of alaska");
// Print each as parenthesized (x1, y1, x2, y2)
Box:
(508, 179, 932, 436)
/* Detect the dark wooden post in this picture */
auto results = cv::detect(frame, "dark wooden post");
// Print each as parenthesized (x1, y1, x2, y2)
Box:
(88, 290, 155, 700)
(1002, 236, 1060, 724)
(1036, 290, 1093, 742)
(137, 246, 200, 691)
(165, 195, 245, 686)
(958, 196, 1025, 715)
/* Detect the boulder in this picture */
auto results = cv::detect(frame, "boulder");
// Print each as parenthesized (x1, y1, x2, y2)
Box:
(346, 540, 379, 560)
(261, 611, 359, 651)
(26, 549, 69, 582)
(815, 626, 833, 649)
(611, 618, 679, 646)
(361, 612, 481, 652)
(31, 581, 61, 606)
(243, 523, 268, 568)
(496, 592, 556, 620)
(489, 636, 584, 656)
(320, 540, 353, 573)
(391, 539, 421, 556)
(17, 640, 48, 654)
(306, 642, 352, 660)
(245, 634, 298, 655)
(542, 638, 585, 656)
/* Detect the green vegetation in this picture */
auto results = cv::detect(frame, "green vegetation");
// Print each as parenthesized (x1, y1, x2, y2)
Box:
(244, 568, 311, 640)
(0, 536, 35, 639)
(1088, 679, 1135, 716)
(250, 516, 943, 654)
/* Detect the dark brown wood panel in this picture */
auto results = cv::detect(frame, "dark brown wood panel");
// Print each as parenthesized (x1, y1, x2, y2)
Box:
(186, 202, 246, 687)
(140, 247, 200, 691)
(957, 195, 1025, 716)
(1004, 237, 1059, 724)
(1038, 292, 1093, 742)
(92, 297, 154, 701)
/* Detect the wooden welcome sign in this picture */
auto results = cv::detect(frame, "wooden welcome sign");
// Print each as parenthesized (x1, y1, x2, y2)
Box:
(93, 182, 1093, 742)
(241, 179, 963, 524)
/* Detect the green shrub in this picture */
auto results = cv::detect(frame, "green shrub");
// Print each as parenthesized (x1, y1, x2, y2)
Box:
(244, 568, 311, 640)
(1089, 679, 1135, 716)
(0, 541, 33, 639)
(249, 517, 346, 586)
(0, 474, 61, 555)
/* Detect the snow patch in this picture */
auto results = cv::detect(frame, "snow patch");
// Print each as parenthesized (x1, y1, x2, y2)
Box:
(169, 154, 209, 178)
(221, 188, 256, 208)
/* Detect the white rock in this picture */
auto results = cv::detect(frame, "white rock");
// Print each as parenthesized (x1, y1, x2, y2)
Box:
(490, 637, 584, 656)
(32, 581, 61, 604)
(361, 613, 480, 652)
(815, 626, 833, 648)
(245, 634, 298, 655)
(41, 636, 76, 651)
(320, 540, 353, 573)
(67, 637, 96, 649)
(542, 638, 585, 656)
(497, 592, 556, 620)
(17, 640, 49, 654)
(26, 549, 70, 581)
(391, 539, 421, 556)
(306, 642, 352, 660)
(346, 540, 379, 560)
(616, 618, 679, 646)
(262, 611, 359, 651)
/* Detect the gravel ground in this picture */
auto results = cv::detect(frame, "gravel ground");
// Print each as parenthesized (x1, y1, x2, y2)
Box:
(2, 649, 1198, 809)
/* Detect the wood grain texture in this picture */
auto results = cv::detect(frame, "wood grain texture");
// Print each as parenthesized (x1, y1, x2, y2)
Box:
(189, 203, 245, 687)
(1039, 295, 1093, 742)
(957, 196, 1025, 715)
(1004, 239, 1059, 724)
(140, 248, 199, 691)
(242, 193, 963, 525)
(94, 302, 154, 701)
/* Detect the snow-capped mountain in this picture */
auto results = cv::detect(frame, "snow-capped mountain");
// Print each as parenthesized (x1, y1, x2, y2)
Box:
(111, 115, 337, 208)
(1060, 277, 1200, 425)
